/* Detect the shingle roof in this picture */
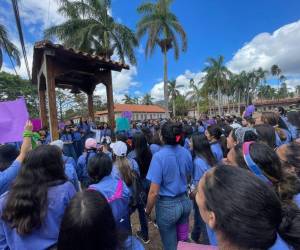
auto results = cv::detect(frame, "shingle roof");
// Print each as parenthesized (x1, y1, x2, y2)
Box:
(95, 104, 166, 115)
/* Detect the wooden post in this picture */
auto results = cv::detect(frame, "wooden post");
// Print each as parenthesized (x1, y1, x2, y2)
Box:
(38, 88, 47, 128)
(45, 54, 59, 141)
(87, 93, 95, 121)
(106, 71, 115, 129)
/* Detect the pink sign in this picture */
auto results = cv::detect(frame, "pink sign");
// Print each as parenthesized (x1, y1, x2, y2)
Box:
(31, 118, 42, 132)
(177, 242, 218, 250)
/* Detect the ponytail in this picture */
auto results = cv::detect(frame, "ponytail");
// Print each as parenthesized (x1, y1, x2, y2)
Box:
(278, 204, 300, 249)
(115, 157, 133, 186)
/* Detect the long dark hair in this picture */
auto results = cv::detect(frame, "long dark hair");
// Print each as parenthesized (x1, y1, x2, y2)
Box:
(88, 153, 113, 183)
(255, 124, 276, 149)
(0, 144, 19, 171)
(233, 142, 300, 205)
(2, 145, 67, 234)
(207, 125, 227, 156)
(132, 132, 152, 179)
(57, 190, 124, 250)
(191, 134, 216, 167)
(203, 165, 300, 250)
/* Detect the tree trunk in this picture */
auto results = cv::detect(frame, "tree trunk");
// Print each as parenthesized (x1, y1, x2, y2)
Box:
(217, 85, 221, 116)
(227, 96, 230, 114)
(163, 48, 169, 118)
(238, 90, 241, 115)
(197, 100, 200, 119)
(172, 98, 176, 117)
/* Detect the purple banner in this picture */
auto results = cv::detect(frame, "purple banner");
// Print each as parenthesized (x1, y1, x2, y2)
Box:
(121, 111, 133, 120)
(0, 97, 29, 143)
(31, 118, 42, 132)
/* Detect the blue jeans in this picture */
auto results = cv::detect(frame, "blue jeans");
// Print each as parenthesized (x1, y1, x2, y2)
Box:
(156, 193, 191, 250)
(192, 200, 209, 244)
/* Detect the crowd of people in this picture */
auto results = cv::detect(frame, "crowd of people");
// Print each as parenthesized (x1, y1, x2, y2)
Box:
(0, 106, 300, 250)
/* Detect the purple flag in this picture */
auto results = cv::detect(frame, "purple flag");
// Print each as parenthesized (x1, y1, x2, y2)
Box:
(121, 111, 133, 120)
(0, 97, 29, 144)
(31, 118, 42, 132)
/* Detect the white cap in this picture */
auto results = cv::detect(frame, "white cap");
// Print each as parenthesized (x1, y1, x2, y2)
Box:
(110, 141, 127, 157)
(50, 140, 64, 150)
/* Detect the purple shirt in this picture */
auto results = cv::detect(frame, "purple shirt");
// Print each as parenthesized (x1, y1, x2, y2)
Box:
(0, 181, 76, 250)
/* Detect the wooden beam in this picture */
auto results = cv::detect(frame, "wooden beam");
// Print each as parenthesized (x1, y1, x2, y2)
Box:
(38, 88, 48, 128)
(106, 71, 115, 129)
(45, 54, 59, 141)
(87, 93, 94, 121)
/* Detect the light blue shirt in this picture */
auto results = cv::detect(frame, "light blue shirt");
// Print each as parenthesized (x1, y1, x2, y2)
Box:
(146, 145, 192, 197)
(89, 175, 130, 229)
(192, 156, 211, 188)
(0, 160, 21, 195)
(210, 142, 223, 162)
(76, 151, 97, 185)
(64, 163, 79, 191)
(0, 182, 76, 250)
(150, 144, 161, 155)
(123, 236, 144, 250)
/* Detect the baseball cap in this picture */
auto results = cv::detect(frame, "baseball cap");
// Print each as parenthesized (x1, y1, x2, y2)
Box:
(110, 141, 127, 157)
(50, 140, 64, 150)
(85, 138, 97, 149)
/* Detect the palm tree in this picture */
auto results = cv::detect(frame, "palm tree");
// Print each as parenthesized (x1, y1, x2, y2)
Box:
(122, 94, 134, 104)
(188, 78, 203, 117)
(203, 56, 230, 115)
(44, 0, 138, 65)
(271, 64, 282, 89)
(142, 94, 153, 105)
(0, 23, 20, 69)
(168, 79, 183, 117)
(136, 0, 187, 117)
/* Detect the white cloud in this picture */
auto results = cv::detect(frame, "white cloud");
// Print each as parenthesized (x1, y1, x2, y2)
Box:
(19, 0, 64, 31)
(227, 20, 300, 76)
(150, 70, 205, 101)
(286, 79, 300, 91)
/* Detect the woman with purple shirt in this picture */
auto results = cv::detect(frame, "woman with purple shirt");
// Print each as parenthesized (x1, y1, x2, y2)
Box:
(0, 145, 76, 250)
(145, 122, 192, 250)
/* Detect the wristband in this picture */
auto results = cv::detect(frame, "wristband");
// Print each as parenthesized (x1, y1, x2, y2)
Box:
(23, 131, 33, 137)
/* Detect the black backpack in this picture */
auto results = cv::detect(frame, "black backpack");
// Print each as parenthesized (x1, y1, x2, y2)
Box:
(129, 169, 147, 209)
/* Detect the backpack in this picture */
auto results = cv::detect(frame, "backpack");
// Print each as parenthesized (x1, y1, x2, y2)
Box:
(129, 170, 147, 209)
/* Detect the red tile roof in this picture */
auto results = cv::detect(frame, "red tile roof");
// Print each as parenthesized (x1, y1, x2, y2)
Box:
(95, 104, 166, 116)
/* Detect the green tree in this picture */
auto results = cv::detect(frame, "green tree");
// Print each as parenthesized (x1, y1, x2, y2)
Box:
(142, 94, 153, 105)
(0, 71, 38, 117)
(122, 94, 134, 104)
(174, 93, 188, 116)
(188, 78, 203, 116)
(203, 55, 230, 115)
(0, 24, 20, 69)
(271, 64, 282, 90)
(136, 0, 187, 117)
(56, 89, 75, 120)
(168, 79, 183, 117)
(44, 0, 138, 64)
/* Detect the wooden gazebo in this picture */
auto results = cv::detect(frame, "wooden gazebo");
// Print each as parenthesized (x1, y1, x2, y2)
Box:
(32, 40, 129, 141)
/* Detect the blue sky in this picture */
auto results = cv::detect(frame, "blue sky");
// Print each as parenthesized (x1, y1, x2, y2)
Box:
(1, 0, 300, 101)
